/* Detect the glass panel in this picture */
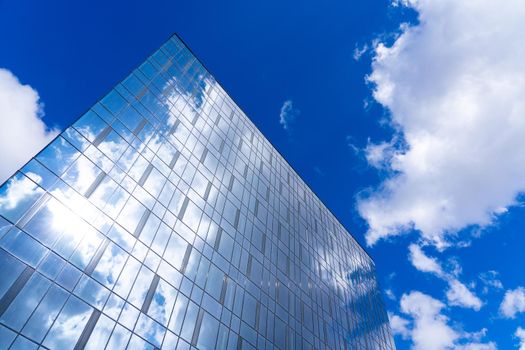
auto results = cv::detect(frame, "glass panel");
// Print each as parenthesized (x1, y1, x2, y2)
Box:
(113, 256, 141, 299)
(101, 90, 128, 117)
(0, 324, 16, 349)
(1, 273, 50, 331)
(168, 293, 188, 334)
(116, 196, 146, 235)
(119, 302, 139, 330)
(134, 313, 166, 348)
(21, 284, 69, 342)
(180, 301, 199, 342)
(0, 228, 47, 267)
(74, 275, 110, 309)
(55, 263, 82, 291)
(0, 173, 44, 223)
(21, 159, 59, 191)
(92, 242, 128, 288)
(10, 336, 39, 350)
(97, 129, 128, 163)
(61, 155, 102, 195)
(197, 312, 219, 350)
(106, 323, 131, 350)
(103, 292, 125, 321)
(36, 136, 80, 177)
(73, 109, 109, 142)
(147, 279, 177, 326)
(69, 225, 104, 270)
(43, 295, 93, 350)
(163, 233, 187, 270)
(204, 264, 224, 301)
(0, 249, 25, 299)
(84, 313, 115, 350)
(151, 222, 170, 256)
(127, 265, 154, 308)
(127, 334, 155, 350)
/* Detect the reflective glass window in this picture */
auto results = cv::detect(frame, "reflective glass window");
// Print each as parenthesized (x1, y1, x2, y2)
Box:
(134, 313, 166, 348)
(92, 242, 128, 288)
(0, 228, 47, 267)
(1, 273, 50, 331)
(84, 313, 115, 350)
(0, 173, 44, 223)
(147, 279, 177, 326)
(0, 249, 25, 299)
(74, 274, 110, 309)
(127, 265, 154, 308)
(163, 232, 187, 270)
(113, 256, 141, 299)
(0, 324, 16, 349)
(10, 336, 39, 350)
(36, 137, 80, 177)
(117, 196, 146, 235)
(43, 295, 92, 350)
(106, 323, 131, 350)
(196, 312, 219, 350)
(21, 284, 68, 342)
(73, 110, 108, 143)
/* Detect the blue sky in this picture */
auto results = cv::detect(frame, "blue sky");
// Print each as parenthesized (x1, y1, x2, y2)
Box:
(1, 0, 525, 348)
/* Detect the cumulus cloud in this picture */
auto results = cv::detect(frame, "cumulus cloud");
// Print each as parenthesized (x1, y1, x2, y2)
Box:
(279, 100, 300, 130)
(516, 327, 525, 350)
(500, 287, 525, 318)
(357, 0, 525, 248)
(400, 291, 458, 350)
(0, 68, 59, 184)
(397, 291, 495, 350)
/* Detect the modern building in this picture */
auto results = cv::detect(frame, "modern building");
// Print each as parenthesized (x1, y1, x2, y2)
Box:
(0, 34, 394, 349)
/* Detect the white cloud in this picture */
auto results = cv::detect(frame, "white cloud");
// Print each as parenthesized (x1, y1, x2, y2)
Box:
(408, 244, 482, 310)
(385, 288, 396, 301)
(388, 312, 410, 339)
(516, 327, 525, 350)
(353, 43, 369, 61)
(0, 68, 59, 185)
(400, 291, 458, 350)
(279, 100, 299, 130)
(455, 343, 496, 350)
(357, 0, 525, 248)
(409, 244, 444, 276)
(397, 291, 495, 350)
(500, 287, 525, 318)
(364, 140, 395, 169)
(446, 279, 483, 311)
(479, 271, 503, 294)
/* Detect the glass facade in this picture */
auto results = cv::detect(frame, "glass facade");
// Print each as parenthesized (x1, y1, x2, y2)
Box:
(0, 34, 394, 349)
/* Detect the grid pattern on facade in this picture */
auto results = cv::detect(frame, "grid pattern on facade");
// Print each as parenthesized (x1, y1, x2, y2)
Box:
(0, 34, 394, 350)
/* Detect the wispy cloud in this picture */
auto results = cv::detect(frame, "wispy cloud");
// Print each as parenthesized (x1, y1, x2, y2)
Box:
(353, 43, 369, 61)
(0, 68, 59, 184)
(408, 244, 482, 310)
(478, 271, 503, 295)
(279, 99, 300, 131)
(357, 0, 525, 248)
